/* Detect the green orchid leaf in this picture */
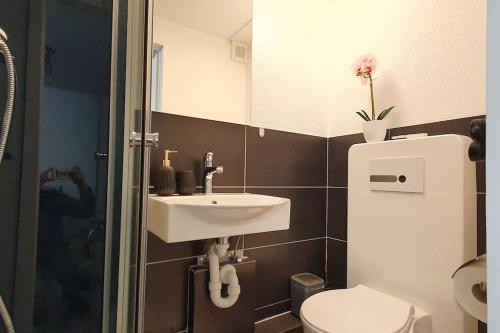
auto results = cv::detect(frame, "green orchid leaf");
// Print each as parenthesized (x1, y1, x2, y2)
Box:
(361, 110, 371, 121)
(377, 106, 396, 120)
(356, 111, 370, 121)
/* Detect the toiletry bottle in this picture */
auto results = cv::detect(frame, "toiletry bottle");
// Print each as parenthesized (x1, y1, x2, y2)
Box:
(157, 150, 178, 196)
(176, 170, 196, 195)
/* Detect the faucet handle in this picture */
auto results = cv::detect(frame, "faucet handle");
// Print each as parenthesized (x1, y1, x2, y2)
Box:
(205, 152, 214, 167)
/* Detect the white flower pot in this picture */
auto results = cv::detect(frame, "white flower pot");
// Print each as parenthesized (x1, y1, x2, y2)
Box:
(362, 119, 388, 142)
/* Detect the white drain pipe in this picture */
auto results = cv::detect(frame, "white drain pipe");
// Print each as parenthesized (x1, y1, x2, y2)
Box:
(208, 237, 240, 308)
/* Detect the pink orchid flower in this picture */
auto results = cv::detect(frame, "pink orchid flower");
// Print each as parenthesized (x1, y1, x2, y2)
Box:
(352, 54, 378, 85)
(352, 54, 395, 122)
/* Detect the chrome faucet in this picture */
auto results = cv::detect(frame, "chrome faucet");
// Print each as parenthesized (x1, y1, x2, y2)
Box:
(203, 152, 223, 194)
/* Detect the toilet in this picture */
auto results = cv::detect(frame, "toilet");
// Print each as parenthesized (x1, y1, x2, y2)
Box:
(300, 136, 478, 333)
(300, 285, 431, 333)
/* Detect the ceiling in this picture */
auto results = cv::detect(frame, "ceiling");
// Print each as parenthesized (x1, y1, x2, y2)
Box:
(154, 0, 252, 43)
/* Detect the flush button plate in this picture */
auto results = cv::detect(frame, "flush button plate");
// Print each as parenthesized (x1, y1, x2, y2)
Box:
(369, 156, 424, 193)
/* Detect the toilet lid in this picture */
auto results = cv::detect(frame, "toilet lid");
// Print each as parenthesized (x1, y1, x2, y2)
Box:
(300, 285, 415, 333)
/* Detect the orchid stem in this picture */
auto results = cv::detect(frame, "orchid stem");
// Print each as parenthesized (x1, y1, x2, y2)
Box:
(369, 74, 375, 120)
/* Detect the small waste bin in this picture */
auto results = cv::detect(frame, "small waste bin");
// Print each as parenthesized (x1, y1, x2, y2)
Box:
(290, 273, 325, 318)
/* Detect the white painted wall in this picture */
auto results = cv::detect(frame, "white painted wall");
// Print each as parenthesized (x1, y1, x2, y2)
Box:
(327, 0, 487, 137)
(487, 0, 500, 330)
(152, 1, 486, 138)
(153, 16, 249, 124)
(251, 0, 329, 137)
(251, 0, 486, 137)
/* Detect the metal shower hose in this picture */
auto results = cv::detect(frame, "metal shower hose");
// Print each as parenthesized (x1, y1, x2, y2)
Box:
(0, 295, 14, 333)
(0, 34, 15, 165)
(0, 29, 16, 333)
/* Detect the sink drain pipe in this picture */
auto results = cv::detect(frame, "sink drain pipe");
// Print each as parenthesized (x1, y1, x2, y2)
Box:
(208, 237, 240, 308)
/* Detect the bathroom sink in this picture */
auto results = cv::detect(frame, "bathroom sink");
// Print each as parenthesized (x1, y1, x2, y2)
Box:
(148, 193, 291, 242)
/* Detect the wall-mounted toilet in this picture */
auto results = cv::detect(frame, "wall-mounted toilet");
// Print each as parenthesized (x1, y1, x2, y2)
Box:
(301, 285, 431, 333)
(300, 135, 478, 333)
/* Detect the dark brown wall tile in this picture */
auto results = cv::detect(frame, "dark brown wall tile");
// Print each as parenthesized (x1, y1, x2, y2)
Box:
(145, 258, 196, 333)
(326, 239, 347, 289)
(146, 114, 329, 327)
(189, 260, 256, 333)
(244, 188, 326, 248)
(328, 134, 364, 187)
(255, 312, 302, 333)
(150, 113, 245, 187)
(389, 117, 481, 137)
(147, 232, 241, 263)
(246, 127, 327, 186)
(147, 233, 204, 263)
(477, 194, 486, 255)
(328, 188, 347, 241)
(254, 300, 291, 321)
(476, 161, 485, 193)
(245, 240, 325, 309)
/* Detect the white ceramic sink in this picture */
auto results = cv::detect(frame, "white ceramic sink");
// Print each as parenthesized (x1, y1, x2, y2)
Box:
(148, 193, 291, 242)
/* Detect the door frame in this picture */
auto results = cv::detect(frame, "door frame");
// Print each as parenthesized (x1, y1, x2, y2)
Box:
(113, 0, 154, 331)
(135, 0, 154, 331)
(12, 1, 45, 331)
(487, 0, 499, 330)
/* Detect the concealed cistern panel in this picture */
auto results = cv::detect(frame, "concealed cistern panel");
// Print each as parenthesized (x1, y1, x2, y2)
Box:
(347, 135, 477, 333)
(370, 156, 425, 193)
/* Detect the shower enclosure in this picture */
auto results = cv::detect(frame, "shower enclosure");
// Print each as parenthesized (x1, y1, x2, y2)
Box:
(0, 0, 152, 332)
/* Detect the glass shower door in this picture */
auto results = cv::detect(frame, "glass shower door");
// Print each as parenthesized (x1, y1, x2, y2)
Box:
(0, 0, 150, 332)
(0, 1, 42, 332)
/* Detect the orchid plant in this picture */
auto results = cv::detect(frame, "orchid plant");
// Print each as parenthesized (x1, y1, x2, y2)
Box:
(352, 54, 395, 121)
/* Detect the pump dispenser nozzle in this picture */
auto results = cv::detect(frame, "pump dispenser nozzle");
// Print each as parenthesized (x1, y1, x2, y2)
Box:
(163, 150, 178, 167)
(157, 149, 178, 196)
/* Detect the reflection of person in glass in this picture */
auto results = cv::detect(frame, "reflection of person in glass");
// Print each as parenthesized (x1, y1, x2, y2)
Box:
(36, 166, 95, 322)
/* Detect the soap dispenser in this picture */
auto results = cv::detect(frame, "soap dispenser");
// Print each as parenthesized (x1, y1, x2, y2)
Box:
(157, 150, 177, 196)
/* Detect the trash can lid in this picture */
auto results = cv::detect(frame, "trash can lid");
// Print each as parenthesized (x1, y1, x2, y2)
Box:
(291, 273, 324, 288)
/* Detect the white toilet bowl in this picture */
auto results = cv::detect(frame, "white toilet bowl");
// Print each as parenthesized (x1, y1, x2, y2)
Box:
(300, 285, 432, 333)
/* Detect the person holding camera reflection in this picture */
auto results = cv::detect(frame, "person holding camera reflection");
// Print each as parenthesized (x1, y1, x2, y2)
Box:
(36, 166, 95, 323)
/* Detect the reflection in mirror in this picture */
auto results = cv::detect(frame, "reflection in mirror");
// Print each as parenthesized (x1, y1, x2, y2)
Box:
(152, 0, 252, 125)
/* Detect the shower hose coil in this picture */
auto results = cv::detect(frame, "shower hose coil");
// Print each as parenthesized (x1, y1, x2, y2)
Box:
(0, 36, 15, 165)
(0, 295, 15, 333)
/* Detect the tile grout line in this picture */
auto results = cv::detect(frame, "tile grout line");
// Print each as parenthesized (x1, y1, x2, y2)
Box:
(327, 236, 348, 243)
(244, 125, 247, 191)
(243, 237, 325, 251)
(254, 311, 294, 325)
(146, 255, 199, 266)
(197, 185, 244, 188)
(193, 185, 356, 189)
(325, 137, 329, 284)
(243, 126, 248, 252)
(254, 299, 291, 311)
(146, 237, 328, 266)
(246, 185, 328, 189)
(184, 265, 193, 333)
(195, 185, 332, 189)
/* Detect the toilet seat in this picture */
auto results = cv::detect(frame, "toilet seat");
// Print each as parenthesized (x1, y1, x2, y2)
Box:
(300, 285, 418, 333)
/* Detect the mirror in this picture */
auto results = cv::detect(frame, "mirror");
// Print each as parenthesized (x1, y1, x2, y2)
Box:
(152, 0, 252, 125)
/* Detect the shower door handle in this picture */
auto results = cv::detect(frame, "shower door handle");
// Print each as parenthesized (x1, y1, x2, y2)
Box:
(129, 131, 159, 148)
(95, 152, 109, 160)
